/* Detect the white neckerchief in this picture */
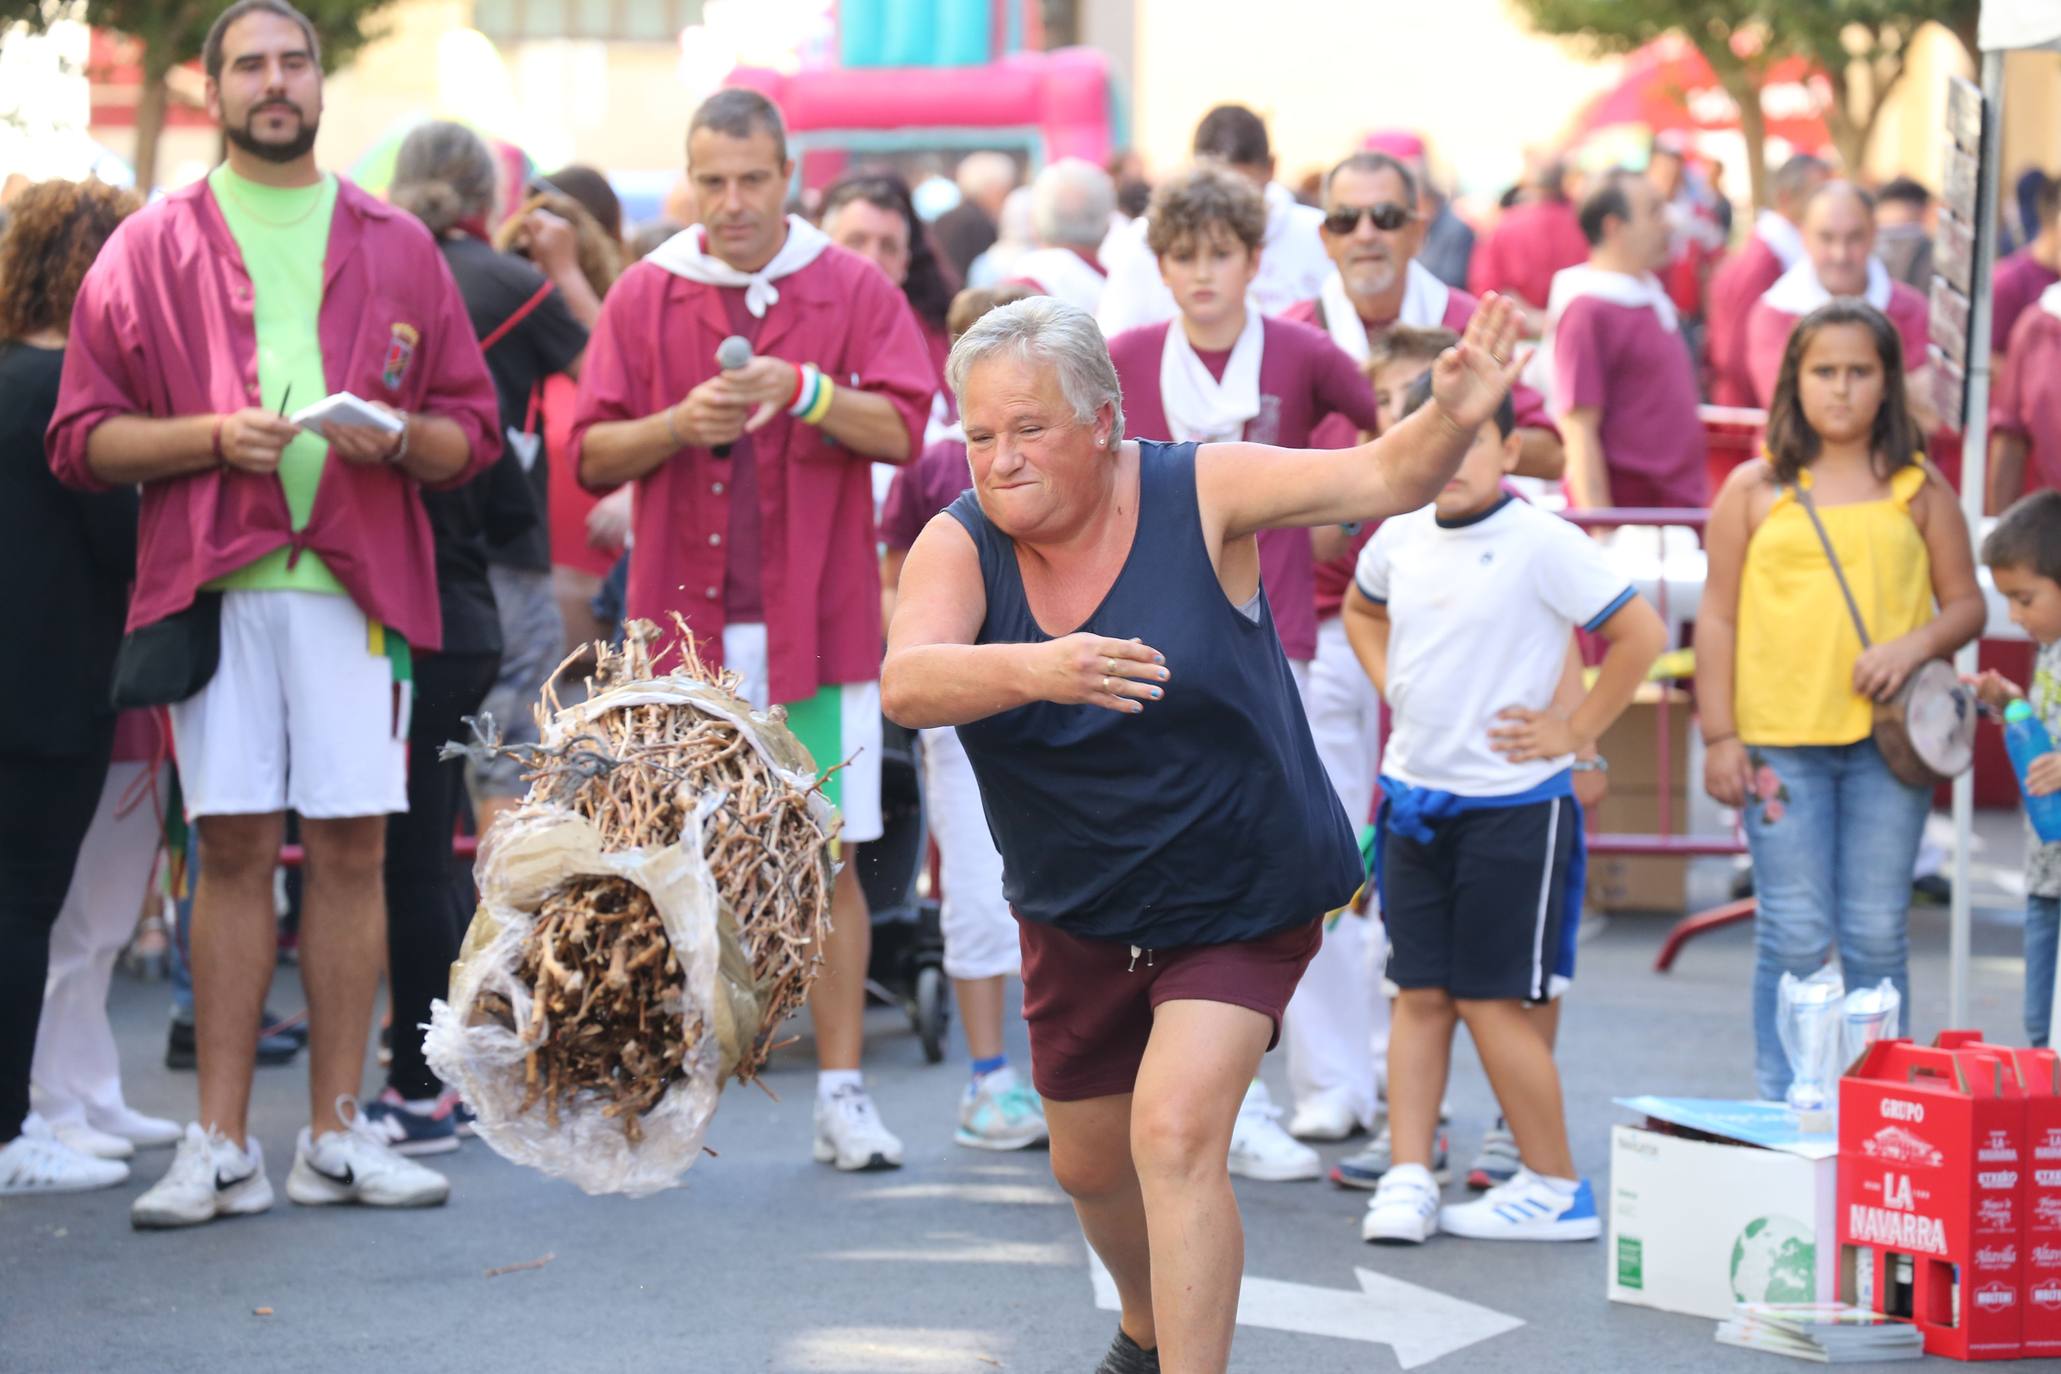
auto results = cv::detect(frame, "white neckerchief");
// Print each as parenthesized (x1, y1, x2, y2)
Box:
(1316, 259, 1450, 365)
(1013, 246, 1108, 314)
(1526, 264, 1679, 403)
(2040, 281, 2061, 322)
(645, 215, 831, 318)
(1755, 209, 1805, 270)
(1760, 255, 1892, 317)
(1159, 307, 1265, 444)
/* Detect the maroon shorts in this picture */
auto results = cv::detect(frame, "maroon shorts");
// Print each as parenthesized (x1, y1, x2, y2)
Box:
(1016, 917, 1324, 1102)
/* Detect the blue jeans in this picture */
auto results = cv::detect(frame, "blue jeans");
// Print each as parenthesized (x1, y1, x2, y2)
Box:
(1743, 741, 1931, 1100)
(2028, 895, 2060, 1048)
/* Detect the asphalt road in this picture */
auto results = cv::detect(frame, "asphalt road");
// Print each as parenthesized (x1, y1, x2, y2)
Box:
(1, 843, 2045, 1374)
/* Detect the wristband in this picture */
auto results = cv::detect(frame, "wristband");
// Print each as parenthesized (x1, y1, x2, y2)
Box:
(800, 372, 836, 425)
(211, 415, 227, 466)
(1702, 731, 1737, 748)
(786, 362, 809, 412)
(787, 363, 824, 419)
(386, 415, 411, 467)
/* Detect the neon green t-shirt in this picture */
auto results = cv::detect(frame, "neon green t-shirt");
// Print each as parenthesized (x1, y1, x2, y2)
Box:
(204, 162, 345, 594)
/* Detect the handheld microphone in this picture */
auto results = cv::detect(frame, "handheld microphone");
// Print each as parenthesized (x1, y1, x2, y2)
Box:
(713, 335, 753, 457)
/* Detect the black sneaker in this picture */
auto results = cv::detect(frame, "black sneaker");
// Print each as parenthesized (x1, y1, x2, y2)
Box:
(1093, 1329, 1159, 1374)
(165, 1011, 302, 1070)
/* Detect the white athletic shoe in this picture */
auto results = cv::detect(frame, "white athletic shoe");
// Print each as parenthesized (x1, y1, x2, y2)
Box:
(48, 1116, 135, 1160)
(286, 1103, 450, 1209)
(1287, 1092, 1360, 1142)
(89, 1104, 183, 1149)
(0, 1122, 129, 1196)
(1228, 1081, 1321, 1182)
(1439, 1168, 1601, 1242)
(1361, 1162, 1441, 1244)
(954, 1067, 1049, 1151)
(131, 1124, 271, 1227)
(814, 1084, 905, 1171)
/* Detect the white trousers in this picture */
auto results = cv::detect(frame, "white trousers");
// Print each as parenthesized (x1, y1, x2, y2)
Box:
(918, 726, 1019, 981)
(1280, 623, 1388, 1123)
(30, 761, 162, 1129)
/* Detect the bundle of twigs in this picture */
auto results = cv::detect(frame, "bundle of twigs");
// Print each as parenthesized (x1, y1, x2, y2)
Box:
(474, 876, 692, 1144)
(467, 622, 834, 1143)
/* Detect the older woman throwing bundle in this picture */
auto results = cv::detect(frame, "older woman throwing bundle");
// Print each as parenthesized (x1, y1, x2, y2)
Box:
(882, 294, 1523, 1374)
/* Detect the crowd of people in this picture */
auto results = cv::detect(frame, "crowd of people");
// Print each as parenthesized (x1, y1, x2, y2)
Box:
(5, 3, 2061, 1371)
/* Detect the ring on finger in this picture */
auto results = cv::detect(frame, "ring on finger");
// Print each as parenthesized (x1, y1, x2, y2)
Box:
(1106, 657, 1119, 676)
(1101, 675, 1112, 694)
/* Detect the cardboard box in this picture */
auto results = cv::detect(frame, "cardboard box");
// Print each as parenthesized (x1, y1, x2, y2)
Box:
(1609, 1098, 1839, 1321)
(1840, 1038, 2030, 1360)
(1587, 689, 1693, 913)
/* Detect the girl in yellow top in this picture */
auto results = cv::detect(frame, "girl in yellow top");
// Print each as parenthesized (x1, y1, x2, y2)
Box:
(1697, 300, 1984, 1101)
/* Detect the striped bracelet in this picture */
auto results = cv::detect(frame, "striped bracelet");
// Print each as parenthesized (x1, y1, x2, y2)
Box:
(788, 363, 824, 419)
(800, 372, 836, 425)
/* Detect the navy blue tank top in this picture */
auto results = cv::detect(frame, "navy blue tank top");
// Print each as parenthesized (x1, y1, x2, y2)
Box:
(946, 440, 1360, 947)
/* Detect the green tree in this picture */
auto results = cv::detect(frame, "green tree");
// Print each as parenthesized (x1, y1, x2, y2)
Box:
(1788, 1, 1981, 176)
(1511, 0, 1980, 210)
(0, 0, 396, 192)
(1512, 0, 1788, 212)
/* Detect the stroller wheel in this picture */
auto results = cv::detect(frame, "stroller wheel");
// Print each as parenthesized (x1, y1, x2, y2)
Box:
(915, 965, 949, 1065)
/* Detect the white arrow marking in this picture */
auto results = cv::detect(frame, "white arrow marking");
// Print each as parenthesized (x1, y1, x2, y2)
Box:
(1086, 1250, 1524, 1369)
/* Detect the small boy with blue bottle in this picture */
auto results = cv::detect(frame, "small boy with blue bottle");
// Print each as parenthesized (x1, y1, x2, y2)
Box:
(1973, 489, 2061, 1046)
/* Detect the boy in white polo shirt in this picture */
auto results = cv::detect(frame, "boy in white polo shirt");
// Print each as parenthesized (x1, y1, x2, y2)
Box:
(1343, 373, 1664, 1243)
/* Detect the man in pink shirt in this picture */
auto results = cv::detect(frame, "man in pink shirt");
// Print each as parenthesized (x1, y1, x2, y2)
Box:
(1744, 182, 1933, 420)
(47, 0, 500, 1228)
(1990, 282, 2061, 508)
(1544, 170, 1708, 510)
(1704, 154, 1829, 407)
(1284, 152, 1562, 477)
(570, 89, 936, 1173)
(1468, 161, 1590, 323)
(1103, 164, 1382, 1170)
(1991, 177, 2060, 364)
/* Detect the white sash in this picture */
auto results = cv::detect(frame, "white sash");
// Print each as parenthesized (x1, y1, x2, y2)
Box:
(1527, 265, 1678, 402)
(1159, 308, 1265, 444)
(645, 215, 831, 318)
(1754, 208, 1805, 271)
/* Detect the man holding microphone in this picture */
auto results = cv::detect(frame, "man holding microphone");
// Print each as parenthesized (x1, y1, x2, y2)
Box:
(570, 88, 936, 1171)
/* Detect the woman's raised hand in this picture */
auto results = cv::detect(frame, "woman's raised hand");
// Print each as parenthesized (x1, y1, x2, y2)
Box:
(1430, 292, 1527, 434)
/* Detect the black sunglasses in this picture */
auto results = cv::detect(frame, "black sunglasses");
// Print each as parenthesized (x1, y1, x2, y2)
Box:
(1323, 203, 1413, 235)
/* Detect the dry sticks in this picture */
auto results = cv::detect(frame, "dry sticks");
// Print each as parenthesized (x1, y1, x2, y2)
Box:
(482, 623, 835, 1143)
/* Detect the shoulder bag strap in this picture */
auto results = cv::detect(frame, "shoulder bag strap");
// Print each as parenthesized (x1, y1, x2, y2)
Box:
(478, 279, 557, 354)
(1789, 481, 1872, 650)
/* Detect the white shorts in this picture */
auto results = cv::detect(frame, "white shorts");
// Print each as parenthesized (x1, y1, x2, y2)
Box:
(168, 590, 409, 820)
(919, 725, 1018, 980)
(721, 622, 882, 844)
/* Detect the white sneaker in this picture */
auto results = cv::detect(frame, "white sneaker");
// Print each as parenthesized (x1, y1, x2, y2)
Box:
(1287, 1092, 1359, 1142)
(955, 1067, 1049, 1151)
(286, 1102, 450, 1208)
(89, 1103, 183, 1149)
(0, 1123, 129, 1196)
(814, 1084, 904, 1171)
(1439, 1167, 1601, 1242)
(131, 1124, 271, 1227)
(48, 1116, 135, 1160)
(1362, 1161, 1441, 1244)
(1229, 1081, 1321, 1181)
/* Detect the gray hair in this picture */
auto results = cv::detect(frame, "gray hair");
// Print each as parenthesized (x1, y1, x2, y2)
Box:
(957, 151, 1018, 201)
(689, 88, 788, 165)
(1032, 158, 1116, 251)
(947, 296, 1125, 447)
(389, 120, 498, 236)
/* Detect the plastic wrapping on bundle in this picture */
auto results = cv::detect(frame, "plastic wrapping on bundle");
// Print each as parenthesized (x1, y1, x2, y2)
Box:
(1777, 965, 1846, 1113)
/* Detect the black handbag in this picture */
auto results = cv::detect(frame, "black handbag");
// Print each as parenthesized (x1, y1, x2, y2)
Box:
(109, 591, 224, 708)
